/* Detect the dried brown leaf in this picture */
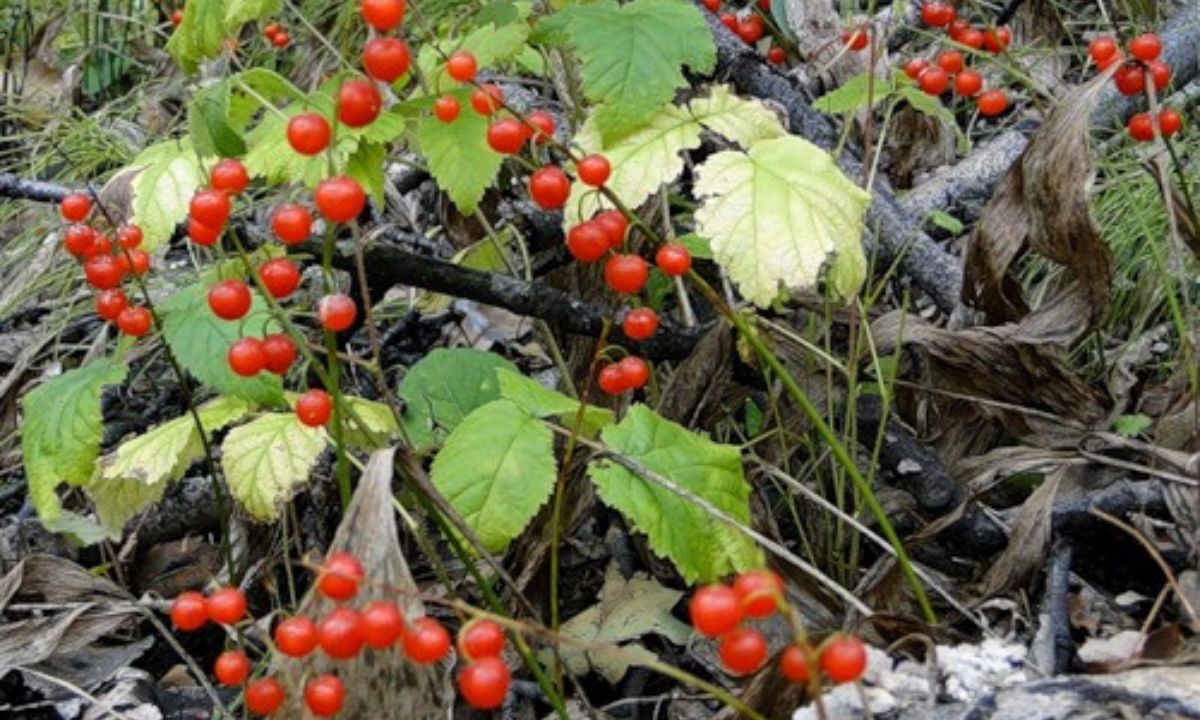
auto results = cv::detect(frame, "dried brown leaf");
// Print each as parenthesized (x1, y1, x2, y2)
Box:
(977, 466, 1067, 598)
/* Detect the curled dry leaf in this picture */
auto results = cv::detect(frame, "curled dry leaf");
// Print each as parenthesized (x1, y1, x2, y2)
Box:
(274, 447, 454, 718)
(963, 74, 1114, 341)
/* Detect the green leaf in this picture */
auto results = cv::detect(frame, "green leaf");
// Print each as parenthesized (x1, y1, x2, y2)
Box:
(675, 232, 712, 260)
(417, 21, 531, 93)
(347, 141, 388, 206)
(587, 405, 762, 583)
(398, 348, 516, 447)
(167, 0, 281, 73)
(222, 412, 328, 520)
(928, 209, 964, 235)
(341, 395, 403, 450)
(897, 87, 969, 153)
(1113, 413, 1152, 438)
(567, 0, 716, 141)
(415, 89, 503, 213)
(110, 139, 205, 252)
(22, 360, 127, 520)
(693, 135, 871, 306)
(88, 397, 251, 534)
(190, 82, 247, 157)
(496, 368, 613, 436)
(224, 0, 281, 30)
(159, 283, 284, 406)
(430, 400, 557, 552)
(814, 71, 893, 114)
(564, 86, 783, 227)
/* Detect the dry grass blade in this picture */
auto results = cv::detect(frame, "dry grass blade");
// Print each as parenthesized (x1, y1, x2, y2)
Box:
(977, 466, 1066, 598)
(275, 447, 453, 717)
(963, 73, 1115, 339)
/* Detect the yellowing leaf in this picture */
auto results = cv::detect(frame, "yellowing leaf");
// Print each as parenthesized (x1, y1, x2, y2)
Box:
(564, 86, 785, 227)
(341, 395, 402, 450)
(222, 412, 328, 520)
(111, 140, 205, 252)
(693, 136, 871, 306)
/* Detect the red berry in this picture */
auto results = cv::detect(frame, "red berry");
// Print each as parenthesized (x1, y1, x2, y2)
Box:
(85, 233, 112, 259)
(566, 222, 609, 262)
(780, 644, 813, 683)
(228, 337, 267, 376)
(719, 13, 737, 31)
(689, 585, 742, 637)
(170, 8, 182, 26)
(271, 204, 313, 245)
(977, 88, 1008, 117)
(470, 84, 503, 115)
(338, 79, 382, 128)
(655, 243, 692, 276)
(403, 616, 451, 664)
(841, 28, 868, 51)
(1127, 112, 1155, 141)
(594, 210, 628, 248)
(84, 255, 123, 290)
(296, 389, 333, 427)
(1097, 49, 1123, 71)
(902, 58, 928, 80)
(622, 308, 659, 340)
(458, 619, 506, 660)
(1159, 109, 1183, 137)
(960, 28, 985, 49)
(363, 37, 411, 83)
(434, 95, 461, 123)
(1089, 36, 1118, 65)
(733, 569, 784, 617)
(598, 363, 627, 395)
(63, 224, 96, 257)
(214, 650, 251, 686)
(820, 635, 867, 683)
(953, 69, 983, 97)
(1129, 32, 1162, 62)
(262, 333, 297, 375)
(360, 601, 405, 649)
(96, 289, 129, 322)
(304, 675, 345, 717)
(210, 159, 249, 195)
(318, 551, 364, 600)
(170, 591, 208, 631)
(263, 23, 281, 40)
(361, 0, 405, 30)
(315, 176, 366, 223)
(1148, 60, 1171, 90)
(274, 616, 319, 657)
(736, 14, 764, 44)
(318, 294, 357, 332)
(258, 258, 300, 299)
(719, 626, 768, 674)
(527, 110, 555, 142)
(190, 188, 231, 228)
(318, 607, 365, 659)
(188, 218, 221, 246)
(604, 254, 648, 294)
(206, 587, 247, 625)
(117, 224, 143, 250)
(918, 66, 948, 95)
(117, 306, 152, 337)
(920, 1, 954, 27)
(529, 166, 570, 209)
(458, 657, 511, 710)
(487, 118, 526, 154)
(446, 51, 478, 82)
(936, 49, 964, 74)
(245, 678, 286, 716)
(287, 113, 332, 155)
(767, 46, 786, 64)
(59, 192, 92, 222)
(271, 30, 290, 48)
(702, 0, 720, 11)
(983, 26, 1011, 53)
(617, 356, 650, 390)
(576, 154, 611, 187)
(117, 249, 150, 276)
(208, 280, 252, 320)
(1114, 61, 1146, 96)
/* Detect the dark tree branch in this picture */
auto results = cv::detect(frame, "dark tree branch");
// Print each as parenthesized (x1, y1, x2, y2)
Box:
(0, 173, 74, 204)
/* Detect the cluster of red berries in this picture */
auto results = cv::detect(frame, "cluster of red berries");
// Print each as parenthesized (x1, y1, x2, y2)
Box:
(907, 2, 1010, 117)
(169, 552, 509, 714)
(689, 569, 868, 684)
(1087, 33, 1184, 142)
(262, 21, 290, 48)
(700, 0, 789, 67)
(57, 193, 154, 337)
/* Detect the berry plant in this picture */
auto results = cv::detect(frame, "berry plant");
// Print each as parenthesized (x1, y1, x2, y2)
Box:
(1, 0, 1196, 717)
